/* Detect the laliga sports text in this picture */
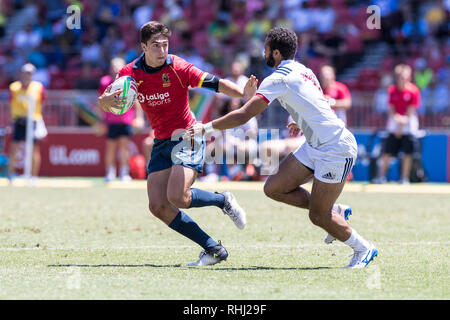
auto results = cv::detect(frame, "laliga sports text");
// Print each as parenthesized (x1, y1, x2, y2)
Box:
(171, 128, 281, 175)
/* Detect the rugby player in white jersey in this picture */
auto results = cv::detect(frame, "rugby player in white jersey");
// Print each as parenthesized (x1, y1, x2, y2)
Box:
(186, 27, 377, 268)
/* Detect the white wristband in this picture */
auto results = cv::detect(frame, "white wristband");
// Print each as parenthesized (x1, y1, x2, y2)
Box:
(204, 121, 215, 134)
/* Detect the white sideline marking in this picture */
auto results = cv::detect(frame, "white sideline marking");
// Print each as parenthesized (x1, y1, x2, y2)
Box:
(0, 241, 448, 251)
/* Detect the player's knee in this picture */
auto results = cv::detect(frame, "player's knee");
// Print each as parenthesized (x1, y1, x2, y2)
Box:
(148, 201, 169, 218)
(166, 191, 190, 209)
(308, 211, 325, 227)
(263, 181, 279, 199)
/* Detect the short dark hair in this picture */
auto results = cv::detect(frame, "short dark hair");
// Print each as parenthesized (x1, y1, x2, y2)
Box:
(140, 21, 172, 44)
(265, 27, 298, 60)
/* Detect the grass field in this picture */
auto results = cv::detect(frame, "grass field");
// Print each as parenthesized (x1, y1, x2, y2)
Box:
(0, 178, 449, 300)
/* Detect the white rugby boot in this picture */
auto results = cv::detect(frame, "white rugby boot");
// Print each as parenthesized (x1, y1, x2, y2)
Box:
(345, 244, 378, 269)
(219, 191, 247, 229)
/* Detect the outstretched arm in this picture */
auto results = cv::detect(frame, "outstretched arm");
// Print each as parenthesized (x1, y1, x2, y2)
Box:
(217, 75, 258, 100)
(185, 95, 268, 137)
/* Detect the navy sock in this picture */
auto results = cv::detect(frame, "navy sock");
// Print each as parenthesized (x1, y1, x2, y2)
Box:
(189, 188, 225, 209)
(168, 211, 218, 249)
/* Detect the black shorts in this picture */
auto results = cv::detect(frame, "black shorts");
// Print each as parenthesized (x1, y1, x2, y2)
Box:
(107, 124, 133, 139)
(383, 133, 415, 156)
(12, 118, 39, 143)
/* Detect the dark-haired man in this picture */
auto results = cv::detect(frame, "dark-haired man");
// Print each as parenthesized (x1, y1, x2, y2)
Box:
(187, 27, 377, 268)
(98, 21, 256, 266)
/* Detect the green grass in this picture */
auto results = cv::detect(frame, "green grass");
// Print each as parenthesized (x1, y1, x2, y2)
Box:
(0, 182, 449, 299)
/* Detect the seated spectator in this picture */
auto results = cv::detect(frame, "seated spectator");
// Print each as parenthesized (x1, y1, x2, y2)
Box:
(374, 64, 421, 185)
(259, 115, 306, 166)
(204, 98, 259, 181)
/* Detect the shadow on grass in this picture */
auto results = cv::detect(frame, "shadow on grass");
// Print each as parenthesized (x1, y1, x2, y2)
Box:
(48, 264, 333, 271)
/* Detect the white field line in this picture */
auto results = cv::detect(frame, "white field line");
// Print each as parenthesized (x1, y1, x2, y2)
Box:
(0, 241, 448, 251)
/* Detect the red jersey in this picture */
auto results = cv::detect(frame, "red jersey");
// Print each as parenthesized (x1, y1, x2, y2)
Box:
(324, 81, 351, 124)
(119, 54, 206, 139)
(324, 81, 351, 101)
(388, 83, 421, 115)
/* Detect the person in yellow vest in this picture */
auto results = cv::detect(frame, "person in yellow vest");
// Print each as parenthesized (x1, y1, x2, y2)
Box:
(8, 63, 46, 181)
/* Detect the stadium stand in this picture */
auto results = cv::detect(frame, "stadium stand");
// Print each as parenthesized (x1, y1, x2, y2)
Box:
(0, 0, 448, 180)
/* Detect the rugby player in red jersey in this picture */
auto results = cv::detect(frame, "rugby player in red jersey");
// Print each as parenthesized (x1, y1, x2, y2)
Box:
(98, 21, 257, 266)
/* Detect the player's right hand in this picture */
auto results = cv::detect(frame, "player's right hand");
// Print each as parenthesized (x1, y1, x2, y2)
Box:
(98, 84, 127, 113)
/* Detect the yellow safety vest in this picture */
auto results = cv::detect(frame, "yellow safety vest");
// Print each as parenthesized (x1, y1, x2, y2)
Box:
(9, 80, 44, 120)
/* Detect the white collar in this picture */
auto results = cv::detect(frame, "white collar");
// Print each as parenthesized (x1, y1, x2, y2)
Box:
(277, 59, 294, 69)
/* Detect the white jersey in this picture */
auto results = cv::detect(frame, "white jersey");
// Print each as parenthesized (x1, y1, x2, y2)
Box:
(256, 60, 346, 148)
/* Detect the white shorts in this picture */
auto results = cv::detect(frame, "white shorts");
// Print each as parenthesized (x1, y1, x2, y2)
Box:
(293, 129, 357, 183)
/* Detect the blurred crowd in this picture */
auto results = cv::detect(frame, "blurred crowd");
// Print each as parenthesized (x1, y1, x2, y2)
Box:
(0, 0, 448, 181)
(0, 0, 446, 92)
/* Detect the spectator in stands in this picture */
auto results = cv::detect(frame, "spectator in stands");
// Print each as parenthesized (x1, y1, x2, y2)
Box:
(8, 63, 46, 184)
(204, 60, 256, 181)
(373, 75, 392, 114)
(319, 65, 352, 125)
(427, 73, 449, 114)
(414, 58, 433, 90)
(13, 23, 42, 52)
(0, 3, 6, 38)
(75, 63, 99, 90)
(286, 1, 311, 33)
(259, 115, 306, 170)
(133, 2, 154, 29)
(374, 64, 421, 185)
(101, 26, 126, 63)
(311, 0, 336, 34)
(98, 57, 144, 182)
(205, 97, 258, 181)
(244, 8, 272, 39)
(226, 60, 249, 89)
(313, 29, 347, 73)
(80, 29, 102, 65)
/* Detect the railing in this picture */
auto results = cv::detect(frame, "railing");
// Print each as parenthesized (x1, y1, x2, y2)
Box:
(0, 90, 449, 130)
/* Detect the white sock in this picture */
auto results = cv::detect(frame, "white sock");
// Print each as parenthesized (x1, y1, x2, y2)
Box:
(106, 166, 116, 177)
(119, 165, 129, 177)
(332, 204, 339, 214)
(344, 229, 370, 252)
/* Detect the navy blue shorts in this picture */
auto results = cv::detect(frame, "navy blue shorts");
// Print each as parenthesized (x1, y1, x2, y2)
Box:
(147, 135, 206, 175)
(107, 124, 133, 139)
(13, 118, 39, 143)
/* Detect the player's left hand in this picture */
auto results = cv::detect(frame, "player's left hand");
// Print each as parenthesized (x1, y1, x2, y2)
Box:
(243, 75, 258, 100)
(287, 122, 301, 137)
(183, 122, 205, 139)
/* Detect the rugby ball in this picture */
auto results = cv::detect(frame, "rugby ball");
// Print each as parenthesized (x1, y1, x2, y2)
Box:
(109, 76, 138, 115)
